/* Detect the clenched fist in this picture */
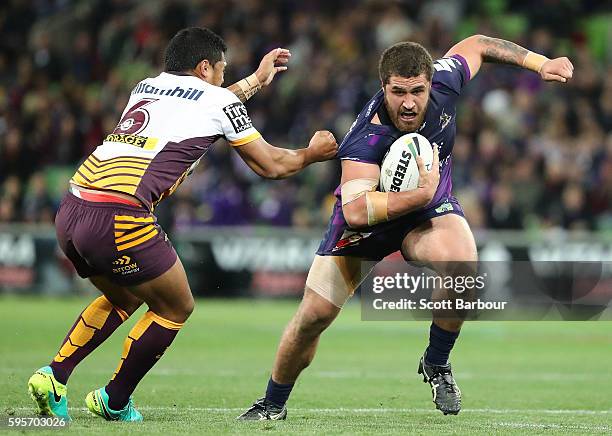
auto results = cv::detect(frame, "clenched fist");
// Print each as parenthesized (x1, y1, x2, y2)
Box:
(306, 130, 338, 163)
(540, 57, 574, 83)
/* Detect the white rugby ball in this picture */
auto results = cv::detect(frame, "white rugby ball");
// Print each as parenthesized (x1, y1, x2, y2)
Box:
(379, 133, 434, 192)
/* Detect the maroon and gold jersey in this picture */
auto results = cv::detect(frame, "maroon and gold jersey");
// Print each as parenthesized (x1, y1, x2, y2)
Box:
(71, 72, 261, 211)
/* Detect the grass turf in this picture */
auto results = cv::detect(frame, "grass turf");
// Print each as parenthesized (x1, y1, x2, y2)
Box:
(1, 296, 611, 434)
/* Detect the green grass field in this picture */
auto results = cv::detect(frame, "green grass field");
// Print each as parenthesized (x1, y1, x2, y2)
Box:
(1, 296, 611, 434)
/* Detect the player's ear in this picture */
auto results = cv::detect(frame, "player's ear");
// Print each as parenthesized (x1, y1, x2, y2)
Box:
(194, 60, 211, 81)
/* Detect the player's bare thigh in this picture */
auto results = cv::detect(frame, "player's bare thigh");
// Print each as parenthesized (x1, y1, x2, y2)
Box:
(89, 275, 143, 316)
(89, 257, 193, 324)
(400, 213, 477, 265)
(401, 214, 477, 329)
(125, 257, 194, 324)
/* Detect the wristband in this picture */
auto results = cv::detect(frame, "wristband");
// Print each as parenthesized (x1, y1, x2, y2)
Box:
(522, 51, 549, 73)
(237, 73, 261, 100)
(365, 191, 389, 226)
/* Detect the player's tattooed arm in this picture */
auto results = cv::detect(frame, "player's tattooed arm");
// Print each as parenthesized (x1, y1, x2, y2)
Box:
(234, 131, 337, 179)
(227, 48, 291, 103)
(477, 36, 529, 66)
(445, 35, 573, 82)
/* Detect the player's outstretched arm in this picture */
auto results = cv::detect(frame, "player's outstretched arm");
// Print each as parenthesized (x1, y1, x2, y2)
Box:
(445, 35, 573, 82)
(341, 148, 440, 228)
(227, 48, 291, 103)
(234, 131, 338, 179)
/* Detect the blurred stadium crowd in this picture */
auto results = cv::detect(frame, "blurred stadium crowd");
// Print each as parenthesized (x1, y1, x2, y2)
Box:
(0, 0, 610, 232)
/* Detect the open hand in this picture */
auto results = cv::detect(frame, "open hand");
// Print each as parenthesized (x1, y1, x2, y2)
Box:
(255, 48, 291, 87)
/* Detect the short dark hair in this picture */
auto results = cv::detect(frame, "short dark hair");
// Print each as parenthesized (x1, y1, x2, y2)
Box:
(164, 27, 227, 72)
(378, 42, 433, 84)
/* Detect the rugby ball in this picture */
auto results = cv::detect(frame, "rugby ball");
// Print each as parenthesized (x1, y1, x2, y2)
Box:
(379, 133, 434, 192)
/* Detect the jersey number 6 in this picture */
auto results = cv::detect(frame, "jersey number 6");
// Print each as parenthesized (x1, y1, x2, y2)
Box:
(113, 98, 158, 135)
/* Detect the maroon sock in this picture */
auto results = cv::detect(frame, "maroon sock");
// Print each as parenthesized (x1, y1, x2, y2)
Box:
(105, 311, 183, 410)
(50, 296, 129, 385)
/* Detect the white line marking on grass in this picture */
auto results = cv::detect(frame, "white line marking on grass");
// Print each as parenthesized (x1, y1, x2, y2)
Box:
(10, 406, 612, 415)
(496, 422, 611, 432)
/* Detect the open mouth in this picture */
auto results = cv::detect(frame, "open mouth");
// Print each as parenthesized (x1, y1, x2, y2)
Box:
(400, 112, 417, 122)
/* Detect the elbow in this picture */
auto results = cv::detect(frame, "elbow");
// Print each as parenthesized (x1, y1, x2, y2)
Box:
(262, 160, 292, 180)
(262, 169, 283, 180)
(343, 208, 369, 229)
(258, 163, 284, 180)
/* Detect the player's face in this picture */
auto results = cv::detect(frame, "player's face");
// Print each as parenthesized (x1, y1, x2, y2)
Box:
(383, 74, 431, 133)
(211, 53, 227, 86)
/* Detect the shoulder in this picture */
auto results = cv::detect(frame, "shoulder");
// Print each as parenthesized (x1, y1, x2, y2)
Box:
(431, 55, 470, 96)
(207, 84, 239, 102)
(337, 90, 400, 164)
(338, 125, 398, 165)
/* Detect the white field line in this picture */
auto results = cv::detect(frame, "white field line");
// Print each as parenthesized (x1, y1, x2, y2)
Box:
(9, 406, 612, 415)
(8, 407, 611, 432)
(496, 422, 611, 431)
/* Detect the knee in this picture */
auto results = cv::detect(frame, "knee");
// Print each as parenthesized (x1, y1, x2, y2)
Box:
(429, 246, 477, 264)
(293, 305, 337, 338)
(181, 293, 195, 320)
(149, 290, 195, 324)
(105, 294, 143, 317)
(169, 292, 194, 323)
(431, 249, 478, 277)
(122, 300, 143, 316)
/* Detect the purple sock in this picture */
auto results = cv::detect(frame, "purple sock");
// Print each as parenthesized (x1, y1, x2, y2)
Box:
(105, 311, 183, 410)
(50, 296, 128, 385)
(425, 322, 459, 366)
(265, 377, 294, 407)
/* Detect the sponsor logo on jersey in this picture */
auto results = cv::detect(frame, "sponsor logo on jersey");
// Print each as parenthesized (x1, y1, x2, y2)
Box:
(439, 109, 452, 130)
(105, 133, 159, 150)
(435, 201, 454, 214)
(223, 102, 254, 134)
(112, 255, 140, 275)
(131, 82, 204, 101)
(389, 150, 412, 192)
(332, 231, 373, 251)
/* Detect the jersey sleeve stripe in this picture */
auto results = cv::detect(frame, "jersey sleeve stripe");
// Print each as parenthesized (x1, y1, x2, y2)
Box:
(450, 54, 471, 81)
(228, 131, 262, 146)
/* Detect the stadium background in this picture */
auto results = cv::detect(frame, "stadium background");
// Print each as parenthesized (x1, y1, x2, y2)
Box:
(1, 1, 611, 434)
(0, 0, 611, 297)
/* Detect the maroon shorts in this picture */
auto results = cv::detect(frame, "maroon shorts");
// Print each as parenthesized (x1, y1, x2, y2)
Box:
(55, 192, 177, 286)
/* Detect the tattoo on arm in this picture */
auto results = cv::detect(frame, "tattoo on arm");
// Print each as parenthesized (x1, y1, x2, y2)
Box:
(227, 83, 247, 103)
(478, 36, 529, 66)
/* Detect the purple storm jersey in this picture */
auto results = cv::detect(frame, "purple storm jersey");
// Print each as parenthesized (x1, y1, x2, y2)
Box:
(317, 54, 471, 258)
